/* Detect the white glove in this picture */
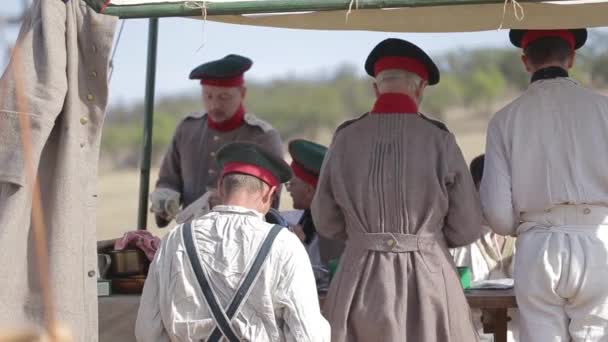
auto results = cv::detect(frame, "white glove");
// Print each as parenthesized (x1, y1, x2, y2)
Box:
(149, 187, 181, 220)
(176, 190, 215, 224)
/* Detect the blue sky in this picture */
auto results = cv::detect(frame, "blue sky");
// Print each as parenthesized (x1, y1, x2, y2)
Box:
(0, 2, 604, 105)
(103, 18, 512, 105)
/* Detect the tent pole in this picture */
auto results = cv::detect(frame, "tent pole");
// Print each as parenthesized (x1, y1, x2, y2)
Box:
(137, 18, 159, 230)
(99, 0, 531, 18)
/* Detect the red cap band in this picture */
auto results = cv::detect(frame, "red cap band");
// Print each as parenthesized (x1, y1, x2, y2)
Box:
(374, 56, 428, 81)
(521, 30, 575, 50)
(221, 162, 279, 187)
(200, 75, 244, 87)
(290, 161, 319, 187)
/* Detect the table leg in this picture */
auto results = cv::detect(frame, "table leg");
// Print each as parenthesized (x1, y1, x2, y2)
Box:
(481, 308, 509, 342)
(494, 309, 509, 342)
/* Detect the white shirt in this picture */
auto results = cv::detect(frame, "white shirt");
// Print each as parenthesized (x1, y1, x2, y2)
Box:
(480, 78, 608, 235)
(282, 210, 330, 292)
(135, 205, 330, 342)
(451, 226, 515, 282)
(451, 226, 519, 342)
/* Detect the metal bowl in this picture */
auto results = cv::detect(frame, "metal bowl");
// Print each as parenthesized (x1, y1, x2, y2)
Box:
(111, 275, 147, 294)
(107, 249, 148, 278)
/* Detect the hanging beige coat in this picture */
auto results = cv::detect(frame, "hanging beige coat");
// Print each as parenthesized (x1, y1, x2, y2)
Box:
(312, 113, 483, 342)
(0, 1, 116, 340)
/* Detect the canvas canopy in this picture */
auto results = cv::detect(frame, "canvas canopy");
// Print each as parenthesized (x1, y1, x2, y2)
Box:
(85, 0, 608, 32)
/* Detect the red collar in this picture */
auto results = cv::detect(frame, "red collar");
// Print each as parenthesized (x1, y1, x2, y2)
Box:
(371, 93, 418, 114)
(207, 105, 245, 132)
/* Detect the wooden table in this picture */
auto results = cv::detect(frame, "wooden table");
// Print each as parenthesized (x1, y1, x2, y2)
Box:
(101, 292, 513, 341)
(465, 289, 518, 342)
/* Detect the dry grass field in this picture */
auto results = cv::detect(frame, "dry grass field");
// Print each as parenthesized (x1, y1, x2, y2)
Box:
(96, 169, 298, 240)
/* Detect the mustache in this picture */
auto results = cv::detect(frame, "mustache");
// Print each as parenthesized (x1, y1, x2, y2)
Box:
(208, 110, 227, 117)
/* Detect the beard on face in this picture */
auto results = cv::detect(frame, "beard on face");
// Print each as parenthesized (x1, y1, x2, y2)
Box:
(208, 110, 229, 122)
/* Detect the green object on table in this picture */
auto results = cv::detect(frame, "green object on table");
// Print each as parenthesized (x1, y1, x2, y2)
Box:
(457, 266, 471, 289)
(328, 258, 340, 277)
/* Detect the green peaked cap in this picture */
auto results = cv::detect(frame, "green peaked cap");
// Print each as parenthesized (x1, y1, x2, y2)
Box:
(288, 139, 327, 175)
(217, 142, 292, 186)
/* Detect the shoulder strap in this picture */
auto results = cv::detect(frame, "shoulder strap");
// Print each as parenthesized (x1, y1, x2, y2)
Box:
(335, 112, 368, 133)
(243, 113, 274, 132)
(182, 221, 240, 342)
(418, 112, 449, 132)
(184, 111, 206, 120)
(207, 224, 283, 342)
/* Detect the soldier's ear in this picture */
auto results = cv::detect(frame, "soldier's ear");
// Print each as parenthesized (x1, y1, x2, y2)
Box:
(264, 185, 278, 204)
(521, 54, 533, 73)
(373, 82, 380, 97)
(240, 86, 247, 99)
(567, 51, 575, 69)
(415, 80, 427, 100)
(306, 183, 316, 197)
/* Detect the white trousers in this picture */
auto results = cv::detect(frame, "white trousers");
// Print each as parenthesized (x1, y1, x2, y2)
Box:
(515, 205, 608, 342)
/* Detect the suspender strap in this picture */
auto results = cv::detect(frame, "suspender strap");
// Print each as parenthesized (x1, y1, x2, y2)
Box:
(207, 224, 283, 342)
(182, 221, 283, 342)
(182, 221, 240, 342)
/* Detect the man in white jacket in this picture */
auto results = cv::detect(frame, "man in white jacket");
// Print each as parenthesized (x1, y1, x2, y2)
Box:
(454, 155, 516, 283)
(453, 154, 518, 341)
(480, 28, 608, 342)
(136, 142, 330, 342)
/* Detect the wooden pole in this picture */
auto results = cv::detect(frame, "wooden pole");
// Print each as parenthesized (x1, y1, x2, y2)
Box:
(12, 46, 61, 341)
(90, 0, 538, 18)
(137, 18, 159, 230)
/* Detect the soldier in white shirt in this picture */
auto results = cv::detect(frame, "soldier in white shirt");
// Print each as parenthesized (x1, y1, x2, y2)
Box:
(136, 142, 330, 342)
(454, 155, 516, 282)
(480, 28, 608, 342)
(452, 154, 518, 341)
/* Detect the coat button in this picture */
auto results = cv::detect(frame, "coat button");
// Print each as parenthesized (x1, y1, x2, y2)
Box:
(80, 117, 89, 125)
(88, 270, 96, 278)
(208, 169, 216, 175)
(87, 94, 94, 102)
(583, 208, 591, 215)
(386, 239, 395, 247)
(91, 71, 98, 78)
(213, 136, 220, 141)
(210, 151, 216, 158)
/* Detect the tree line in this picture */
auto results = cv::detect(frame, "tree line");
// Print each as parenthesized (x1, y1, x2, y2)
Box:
(101, 32, 608, 169)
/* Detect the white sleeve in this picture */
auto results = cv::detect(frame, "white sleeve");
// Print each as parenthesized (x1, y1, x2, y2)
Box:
(135, 243, 171, 342)
(480, 118, 518, 235)
(452, 245, 473, 268)
(275, 234, 331, 342)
